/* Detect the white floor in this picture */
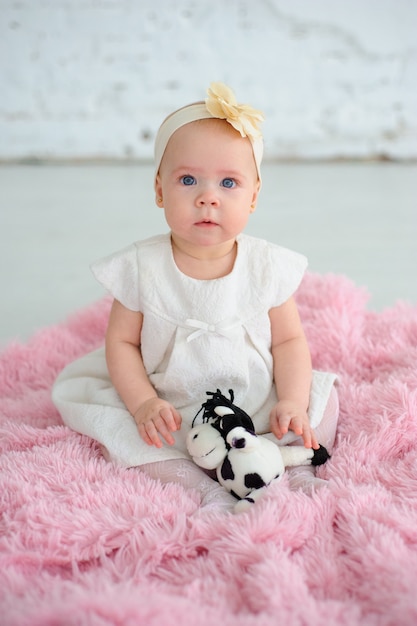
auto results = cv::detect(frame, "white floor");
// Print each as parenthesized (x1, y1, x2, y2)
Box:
(0, 162, 416, 347)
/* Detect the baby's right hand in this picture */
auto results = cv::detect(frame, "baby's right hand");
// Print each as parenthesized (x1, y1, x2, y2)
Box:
(133, 398, 182, 448)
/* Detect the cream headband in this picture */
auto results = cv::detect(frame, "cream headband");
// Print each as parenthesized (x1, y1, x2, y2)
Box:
(154, 82, 264, 183)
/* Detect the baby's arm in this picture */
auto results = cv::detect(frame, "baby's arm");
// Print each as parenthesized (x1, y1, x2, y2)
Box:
(269, 296, 317, 449)
(105, 299, 181, 448)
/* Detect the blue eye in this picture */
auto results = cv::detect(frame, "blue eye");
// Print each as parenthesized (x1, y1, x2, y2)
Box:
(180, 175, 196, 186)
(221, 178, 236, 189)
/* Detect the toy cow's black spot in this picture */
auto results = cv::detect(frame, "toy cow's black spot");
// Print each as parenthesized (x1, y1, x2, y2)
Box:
(244, 473, 266, 490)
(232, 437, 246, 449)
(311, 444, 331, 466)
(220, 456, 235, 481)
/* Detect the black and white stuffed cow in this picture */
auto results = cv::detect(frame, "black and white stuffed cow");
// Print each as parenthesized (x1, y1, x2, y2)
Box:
(186, 389, 330, 512)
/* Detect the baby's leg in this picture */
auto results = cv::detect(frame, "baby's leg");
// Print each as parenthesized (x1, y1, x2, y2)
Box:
(141, 458, 236, 513)
(287, 385, 339, 493)
(312, 383, 340, 453)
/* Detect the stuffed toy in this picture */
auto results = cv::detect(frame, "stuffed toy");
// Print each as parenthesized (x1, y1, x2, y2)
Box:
(186, 389, 330, 512)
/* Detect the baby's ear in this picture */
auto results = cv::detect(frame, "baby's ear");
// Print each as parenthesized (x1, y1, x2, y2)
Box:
(155, 174, 163, 207)
(250, 180, 260, 211)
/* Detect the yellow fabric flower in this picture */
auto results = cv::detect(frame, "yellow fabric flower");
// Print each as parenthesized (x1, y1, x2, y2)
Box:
(206, 82, 264, 141)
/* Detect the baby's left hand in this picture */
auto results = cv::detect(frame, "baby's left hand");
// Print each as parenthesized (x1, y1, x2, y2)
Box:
(270, 400, 319, 449)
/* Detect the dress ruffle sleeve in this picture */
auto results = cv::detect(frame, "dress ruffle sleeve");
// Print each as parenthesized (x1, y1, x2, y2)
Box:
(259, 240, 308, 308)
(91, 243, 141, 311)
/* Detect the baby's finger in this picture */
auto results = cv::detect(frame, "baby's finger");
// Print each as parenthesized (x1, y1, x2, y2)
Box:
(277, 414, 292, 436)
(172, 408, 182, 430)
(302, 426, 318, 450)
(159, 407, 180, 433)
(308, 428, 319, 450)
(289, 416, 304, 437)
(138, 422, 156, 447)
(143, 421, 164, 448)
(153, 414, 177, 446)
(158, 424, 176, 446)
(270, 420, 284, 439)
(301, 428, 312, 449)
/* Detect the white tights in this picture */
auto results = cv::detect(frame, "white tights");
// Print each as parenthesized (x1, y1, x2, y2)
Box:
(140, 385, 339, 511)
(141, 458, 237, 513)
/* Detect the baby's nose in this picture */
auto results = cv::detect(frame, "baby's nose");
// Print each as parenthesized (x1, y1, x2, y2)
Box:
(196, 186, 220, 206)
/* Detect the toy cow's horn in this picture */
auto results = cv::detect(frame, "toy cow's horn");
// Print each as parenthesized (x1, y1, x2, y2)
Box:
(214, 406, 234, 417)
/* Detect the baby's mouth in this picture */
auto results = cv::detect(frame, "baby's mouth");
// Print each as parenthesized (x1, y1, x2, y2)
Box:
(196, 219, 218, 226)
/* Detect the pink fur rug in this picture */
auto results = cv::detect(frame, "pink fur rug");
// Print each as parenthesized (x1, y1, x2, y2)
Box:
(1, 273, 417, 626)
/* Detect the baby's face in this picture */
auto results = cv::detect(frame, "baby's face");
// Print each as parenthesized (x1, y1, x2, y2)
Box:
(155, 119, 260, 253)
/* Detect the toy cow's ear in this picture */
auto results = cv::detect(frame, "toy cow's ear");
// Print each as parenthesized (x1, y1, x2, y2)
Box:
(241, 415, 255, 434)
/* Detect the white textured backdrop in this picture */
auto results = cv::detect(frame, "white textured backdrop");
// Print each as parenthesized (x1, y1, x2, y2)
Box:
(1, 0, 416, 161)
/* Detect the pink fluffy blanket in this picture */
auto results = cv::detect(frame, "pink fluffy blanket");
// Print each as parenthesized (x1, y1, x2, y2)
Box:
(1, 273, 417, 626)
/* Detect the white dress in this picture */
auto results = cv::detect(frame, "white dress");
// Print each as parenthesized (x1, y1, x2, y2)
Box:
(52, 233, 337, 467)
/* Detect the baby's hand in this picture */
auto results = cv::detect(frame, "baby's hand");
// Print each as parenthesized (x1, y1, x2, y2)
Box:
(134, 398, 182, 448)
(270, 400, 318, 449)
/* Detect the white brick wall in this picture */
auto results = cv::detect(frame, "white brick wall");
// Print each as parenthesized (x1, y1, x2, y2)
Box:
(1, 0, 416, 161)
